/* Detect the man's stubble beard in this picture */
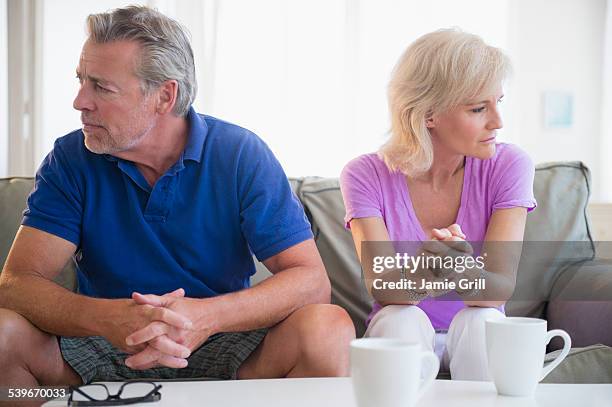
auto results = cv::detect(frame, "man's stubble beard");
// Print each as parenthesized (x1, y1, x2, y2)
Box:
(84, 126, 147, 155)
(83, 107, 156, 155)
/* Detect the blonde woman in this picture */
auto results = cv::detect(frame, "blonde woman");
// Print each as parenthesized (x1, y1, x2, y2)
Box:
(340, 29, 536, 380)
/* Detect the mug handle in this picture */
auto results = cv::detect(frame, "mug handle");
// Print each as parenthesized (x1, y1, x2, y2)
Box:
(417, 351, 440, 398)
(540, 329, 571, 381)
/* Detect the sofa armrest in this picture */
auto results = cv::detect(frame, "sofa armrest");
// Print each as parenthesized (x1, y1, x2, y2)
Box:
(547, 259, 612, 350)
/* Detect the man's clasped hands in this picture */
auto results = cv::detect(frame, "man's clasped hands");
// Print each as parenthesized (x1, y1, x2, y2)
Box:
(108, 288, 209, 370)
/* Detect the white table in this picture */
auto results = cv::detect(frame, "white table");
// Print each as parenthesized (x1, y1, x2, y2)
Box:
(44, 377, 612, 406)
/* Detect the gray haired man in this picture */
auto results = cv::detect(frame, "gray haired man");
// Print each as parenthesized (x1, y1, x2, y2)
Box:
(0, 5, 354, 386)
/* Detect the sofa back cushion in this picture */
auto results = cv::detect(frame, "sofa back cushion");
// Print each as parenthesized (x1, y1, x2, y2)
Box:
(298, 177, 372, 335)
(0, 178, 33, 267)
(506, 162, 594, 318)
(0, 177, 76, 290)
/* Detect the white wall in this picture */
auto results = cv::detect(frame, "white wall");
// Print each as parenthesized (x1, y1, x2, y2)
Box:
(30, 0, 514, 178)
(0, 0, 7, 178)
(601, 0, 612, 202)
(177, 0, 511, 178)
(508, 0, 607, 201)
(14, 0, 612, 202)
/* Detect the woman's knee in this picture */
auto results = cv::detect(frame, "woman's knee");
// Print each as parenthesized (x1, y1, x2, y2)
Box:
(450, 306, 504, 330)
(365, 305, 434, 347)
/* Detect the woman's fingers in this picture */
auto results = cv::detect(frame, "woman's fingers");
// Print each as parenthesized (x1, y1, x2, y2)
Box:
(432, 228, 452, 240)
(447, 224, 466, 239)
(432, 224, 466, 240)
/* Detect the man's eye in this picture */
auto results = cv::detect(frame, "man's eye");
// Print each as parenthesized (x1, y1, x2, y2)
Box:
(471, 106, 486, 113)
(95, 84, 111, 93)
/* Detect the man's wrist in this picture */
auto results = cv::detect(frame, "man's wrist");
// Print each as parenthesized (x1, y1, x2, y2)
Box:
(189, 297, 219, 338)
(86, 298, 128, 337)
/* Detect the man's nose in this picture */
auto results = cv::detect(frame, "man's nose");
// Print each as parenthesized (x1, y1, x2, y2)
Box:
(73, 84, 95, 112)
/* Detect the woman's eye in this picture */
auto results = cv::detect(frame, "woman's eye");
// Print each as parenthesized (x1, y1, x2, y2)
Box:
(471, 106, 486, 113)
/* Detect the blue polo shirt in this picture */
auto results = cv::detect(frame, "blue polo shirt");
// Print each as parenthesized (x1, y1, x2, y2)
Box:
(22, 107, 313, 299)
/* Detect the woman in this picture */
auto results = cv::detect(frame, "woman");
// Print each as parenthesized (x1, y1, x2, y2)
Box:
(340, 29, 536, 380)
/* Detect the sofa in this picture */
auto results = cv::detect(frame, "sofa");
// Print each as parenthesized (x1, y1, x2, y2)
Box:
(1, 161, 611, 382)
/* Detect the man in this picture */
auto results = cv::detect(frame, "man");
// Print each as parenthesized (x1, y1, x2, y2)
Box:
(0, 6, 355, 387)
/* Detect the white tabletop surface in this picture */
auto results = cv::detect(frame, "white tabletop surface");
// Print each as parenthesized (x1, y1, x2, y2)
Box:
(44, 377, 612, 407)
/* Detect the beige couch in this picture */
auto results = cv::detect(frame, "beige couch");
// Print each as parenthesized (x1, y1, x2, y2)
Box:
(1, 161, 611, 382)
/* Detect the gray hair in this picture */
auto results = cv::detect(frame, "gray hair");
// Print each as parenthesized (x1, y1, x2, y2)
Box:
(379, 28, 511, 175)
(86, 5, 197, 116)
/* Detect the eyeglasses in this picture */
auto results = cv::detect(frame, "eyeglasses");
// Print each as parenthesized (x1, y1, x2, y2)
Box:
(68, 381, 162, 406)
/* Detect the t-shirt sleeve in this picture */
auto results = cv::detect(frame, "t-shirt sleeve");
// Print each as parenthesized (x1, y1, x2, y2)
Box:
(492, 145, 537, 212)
(339, 155, 384, 229)
(237, 133, 313, 262)
(21, 140, 83, 246)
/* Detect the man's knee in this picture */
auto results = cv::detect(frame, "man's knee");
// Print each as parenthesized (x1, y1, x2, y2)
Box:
(292, 304, 355, 348)
(0, 308, 39, 354)
(0, 308, 80, 386)
(289, 304, 354, 375)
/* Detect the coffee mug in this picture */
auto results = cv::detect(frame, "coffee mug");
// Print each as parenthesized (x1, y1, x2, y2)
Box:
(350, 338, 439, 407)
(485, 317, 571, 397)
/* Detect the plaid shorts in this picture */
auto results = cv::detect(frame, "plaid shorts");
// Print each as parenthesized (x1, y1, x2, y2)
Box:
(59, 329, 267, 384)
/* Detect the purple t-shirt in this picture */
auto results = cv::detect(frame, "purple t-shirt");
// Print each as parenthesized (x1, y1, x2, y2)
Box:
(339, 143, 537, 330)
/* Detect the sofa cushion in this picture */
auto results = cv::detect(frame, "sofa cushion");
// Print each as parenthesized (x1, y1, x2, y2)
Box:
(506, 162, 594, 319)
(298, 177, 371, 336)
(0, 177, 76, 290)
(0, 178, 33, 267)
(546, 259, 612, 350)
(542, 345, 612, 383)
(526, 162, 593, 242)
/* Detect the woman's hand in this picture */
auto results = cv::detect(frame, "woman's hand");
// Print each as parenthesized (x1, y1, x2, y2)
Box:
(431, 223, 466, 241)
(410, 224, 474, 296)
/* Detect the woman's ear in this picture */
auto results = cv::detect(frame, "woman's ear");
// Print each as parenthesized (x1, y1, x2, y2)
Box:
(425, 111, 435, 129)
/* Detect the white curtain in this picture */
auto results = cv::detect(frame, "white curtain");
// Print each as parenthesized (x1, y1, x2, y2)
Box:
(0, 0, 7, 177)
(168, 0, 510, 177)
(601, 0, 612, 201)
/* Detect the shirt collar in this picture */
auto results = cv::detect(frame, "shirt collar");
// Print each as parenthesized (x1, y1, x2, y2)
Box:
(183, 106, 207, 163)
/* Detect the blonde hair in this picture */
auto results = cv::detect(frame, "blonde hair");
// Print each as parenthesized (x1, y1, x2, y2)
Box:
(379, 28, 511, 175)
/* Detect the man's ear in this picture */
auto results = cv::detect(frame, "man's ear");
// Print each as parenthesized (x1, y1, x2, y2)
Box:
(156, 80, 179, 115)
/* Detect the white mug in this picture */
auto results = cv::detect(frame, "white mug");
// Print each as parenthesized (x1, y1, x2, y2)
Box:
(350, 338, 439, 407)
(485, 317, 571, 397)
